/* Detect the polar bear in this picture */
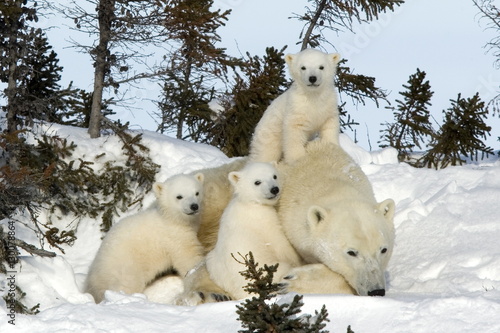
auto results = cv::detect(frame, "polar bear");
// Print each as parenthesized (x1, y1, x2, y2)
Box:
(206, 162, 302, 299)
(277, 141, 396, 296)
(249, 48, 341, 163)
(85, 173, 207, 303)
(177, 141, 395, 303)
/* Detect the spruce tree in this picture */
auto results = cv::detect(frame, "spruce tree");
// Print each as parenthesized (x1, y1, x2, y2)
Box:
(235, 252, 330, 333)
(380, 69, 434, 162)
(156, 0, 242, 141)
(0, 0, 39, 134)
(420, 93, 494, 169)
(208, 47, 288, 157)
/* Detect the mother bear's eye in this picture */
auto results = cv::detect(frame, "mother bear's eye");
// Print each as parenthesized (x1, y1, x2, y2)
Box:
(347, 250, 358, 257)
(176, 195, 183, 200)
(381, 248, 388, 254)
(254, 181, 261, 186)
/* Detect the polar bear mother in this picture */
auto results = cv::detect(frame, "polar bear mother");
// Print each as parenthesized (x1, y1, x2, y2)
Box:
(249, 48, 341, 163)
(178, 141, 396, 302)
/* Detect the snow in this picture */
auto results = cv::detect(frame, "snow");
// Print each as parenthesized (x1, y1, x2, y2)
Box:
(1, 126, 500, 332)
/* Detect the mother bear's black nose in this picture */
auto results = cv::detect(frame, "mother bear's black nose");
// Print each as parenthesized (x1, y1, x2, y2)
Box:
(368, 289, 385, 297)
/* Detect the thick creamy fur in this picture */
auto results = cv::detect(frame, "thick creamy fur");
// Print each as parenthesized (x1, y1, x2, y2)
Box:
(278, 141, 396, 296)
(206, 163, 302, 299)
(85, 174, 205, 303)
(249, 49, 341, 163)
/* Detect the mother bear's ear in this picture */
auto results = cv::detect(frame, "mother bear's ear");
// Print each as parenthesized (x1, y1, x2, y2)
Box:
(377, 199, 395, 223)
(307, 205, 328, 227)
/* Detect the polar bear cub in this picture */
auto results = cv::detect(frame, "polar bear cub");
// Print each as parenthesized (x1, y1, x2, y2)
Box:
(249, 49, 341, 163)
(85, 173, 205, 303)
(206, 162, 302, 299)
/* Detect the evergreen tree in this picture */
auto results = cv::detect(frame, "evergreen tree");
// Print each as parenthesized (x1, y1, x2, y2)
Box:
(63, 89, 115, 128)
(55, 0, 178, 138)
(380, 69, 434, 162)
(208, 47, 288, 157)
(295, 0, 405, 50)
(292, 1, 405, 134)
(235, 252, 330, 333)
(156, 0, 242, 141)
(0, 0, 38, 134)
(420, 93, 494, 169)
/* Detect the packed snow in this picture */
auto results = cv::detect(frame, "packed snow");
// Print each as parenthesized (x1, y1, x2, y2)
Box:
(1, 124, 500, 332)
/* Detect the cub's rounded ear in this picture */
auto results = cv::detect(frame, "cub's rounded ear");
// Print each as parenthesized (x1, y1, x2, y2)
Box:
(153, 182, 164, 198)
(378, 199, 396, 222)
(331, 53, 341, 65)
(285, 53, 295, 65)
(228, 171, 241, 187)
(194, 172, 204, 184)
(307, 205, 328, 226)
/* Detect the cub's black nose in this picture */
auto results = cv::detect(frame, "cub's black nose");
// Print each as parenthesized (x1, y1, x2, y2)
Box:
(368, 289, 385, 297)
(309, 76, 317, 84)
(190, 203, 199, 212)
(270, 186, 280, 195)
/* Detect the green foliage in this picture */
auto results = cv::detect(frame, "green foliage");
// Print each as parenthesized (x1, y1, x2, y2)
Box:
(208, 46, 289, 157)
(420, 93, 494, 169)
(336, 59, 388, 131)
(2, 285, 40, 315)
(235, 252, 330, 333)
(293, 0, 404, 50)
(0, 123, 159, 251)
(380, 69, 435, 162)
(157, 0, 243, 140)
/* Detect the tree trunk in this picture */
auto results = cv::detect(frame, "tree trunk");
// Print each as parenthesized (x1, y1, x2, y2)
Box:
(88, 0, 115, 138)
(300, 0, 328, 51)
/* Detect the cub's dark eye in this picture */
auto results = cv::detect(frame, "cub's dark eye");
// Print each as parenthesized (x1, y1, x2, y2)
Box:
(301, 66, 306, 70)
(381, 248, 388, 254)
(319, 66, 324, 70)
(254, 181, 261, 186)
(347, 250, 358, 257)
(273, 175, 277, 180)
(195, 192, 199, 196)
(176, 195, 183, 200)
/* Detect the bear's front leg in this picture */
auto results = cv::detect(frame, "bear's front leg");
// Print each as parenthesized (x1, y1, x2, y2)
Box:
(279, 263, 355, 295)
(283, 117, 309, 164)
(173, 261, 231, 306)
(319, 116, 340, 145)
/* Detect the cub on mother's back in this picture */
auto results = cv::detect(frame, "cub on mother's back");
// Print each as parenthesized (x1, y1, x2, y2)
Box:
(250, 48, 341, 163)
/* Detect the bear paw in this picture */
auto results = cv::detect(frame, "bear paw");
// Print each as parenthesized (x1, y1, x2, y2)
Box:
(278, 264, 355, 295)
(173, 291, 231, 306)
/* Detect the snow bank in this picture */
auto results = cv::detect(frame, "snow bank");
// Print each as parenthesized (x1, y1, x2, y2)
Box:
(1, 127, 500, 332)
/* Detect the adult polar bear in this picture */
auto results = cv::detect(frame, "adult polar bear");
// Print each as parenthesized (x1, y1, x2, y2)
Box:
(277, 141, 396, 297)
(177, 140, 396, 303)
(249, 48, 341, 163)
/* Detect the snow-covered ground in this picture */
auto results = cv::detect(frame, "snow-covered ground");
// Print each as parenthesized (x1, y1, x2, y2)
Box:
(1, 124, 500, 332)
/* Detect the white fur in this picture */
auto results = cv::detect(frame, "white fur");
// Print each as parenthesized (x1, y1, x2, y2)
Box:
(278, 141, 396, 296)
(249, 48, 341, 163)
(206, 162, 302, 299)
(85, 173, 205, 303)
